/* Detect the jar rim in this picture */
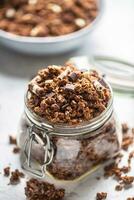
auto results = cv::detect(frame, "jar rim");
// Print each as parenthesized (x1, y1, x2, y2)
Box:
(24, 79, 113, 136)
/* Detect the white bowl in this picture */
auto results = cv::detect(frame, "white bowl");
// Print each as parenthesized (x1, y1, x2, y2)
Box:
(0, 0, 103, 55)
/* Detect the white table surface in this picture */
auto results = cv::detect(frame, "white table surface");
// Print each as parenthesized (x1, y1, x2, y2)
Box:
(0, 0, 134, 199)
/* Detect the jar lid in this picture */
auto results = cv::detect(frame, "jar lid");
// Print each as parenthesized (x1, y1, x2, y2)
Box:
(69, 55, 134, 94)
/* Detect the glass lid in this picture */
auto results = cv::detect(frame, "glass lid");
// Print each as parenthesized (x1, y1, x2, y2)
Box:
(69, 55, 134, 95)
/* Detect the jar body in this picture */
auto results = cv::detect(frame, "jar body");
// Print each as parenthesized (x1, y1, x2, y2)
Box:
(18, 111, 122, 183)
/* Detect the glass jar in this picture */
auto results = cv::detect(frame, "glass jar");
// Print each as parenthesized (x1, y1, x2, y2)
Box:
(18, 80, 122, 188)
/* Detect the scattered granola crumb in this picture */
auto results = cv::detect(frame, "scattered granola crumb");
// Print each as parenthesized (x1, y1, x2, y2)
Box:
(3, 167, 10, 177)
(96, 176, 101, 180)
(121, 176, 134, 186)
(122, 135, 133, 151)
(25, 178, 65, 200)
(122, 124, 134, 151)
(122, 123, 129, 134)
(120, 166, 131, 174)
(96, 192, 107, 200)
(13, 146, 20, 154)
(128, 150, 134, 166)
(104, 162, 121, 179)
(10, 169, 25, 185)
(115, 184, 123, 191)
(104, 124, 134, 193)
(9, 135, 17, 145)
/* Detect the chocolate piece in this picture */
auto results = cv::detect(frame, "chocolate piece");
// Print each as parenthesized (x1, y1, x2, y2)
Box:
(13, 146, 21, 154)
(63, 83, 75, 92)
(68, 71, 80, 82)
(9, 135, 17, 145)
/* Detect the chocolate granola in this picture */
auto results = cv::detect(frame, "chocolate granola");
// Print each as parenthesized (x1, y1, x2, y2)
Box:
(27, 64, 111, 124)
(10, 169, 25, 185)
(25, 178, 65, 200)
(3, 166, 10, 177)
(0, 0, 98, 37)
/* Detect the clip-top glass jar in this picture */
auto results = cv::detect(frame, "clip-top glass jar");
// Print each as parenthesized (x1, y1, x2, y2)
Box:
(18, 80, 122, 189)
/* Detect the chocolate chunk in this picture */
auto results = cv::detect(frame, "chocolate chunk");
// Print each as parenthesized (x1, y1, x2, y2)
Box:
(64, 83, 75, 92)
(68, 71, 80, 82)
(9, 135, 17, 145)
(13, 146, 21, 154)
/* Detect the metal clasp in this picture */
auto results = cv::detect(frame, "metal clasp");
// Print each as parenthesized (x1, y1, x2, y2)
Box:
(22, 124, 54, 178)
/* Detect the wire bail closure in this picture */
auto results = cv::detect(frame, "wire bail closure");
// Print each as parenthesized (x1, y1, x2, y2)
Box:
(22, 124, 54, 178)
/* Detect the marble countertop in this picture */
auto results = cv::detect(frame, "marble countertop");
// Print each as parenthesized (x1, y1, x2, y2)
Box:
(0, 0, 134, 199)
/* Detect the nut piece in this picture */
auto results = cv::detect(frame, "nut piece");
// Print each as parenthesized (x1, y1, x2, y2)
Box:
(30, 25, 48, 37)
(75, 18, 86, 27)
(28, 0, 37, 5)
(5, 8, 15, 19)
(47, 3, 62, 13)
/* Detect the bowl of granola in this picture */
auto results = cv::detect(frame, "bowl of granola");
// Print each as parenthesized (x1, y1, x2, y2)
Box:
(0, 0, 103, 54)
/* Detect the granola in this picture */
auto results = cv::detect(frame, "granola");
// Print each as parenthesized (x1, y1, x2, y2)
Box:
(25, 178, 65, 200)
(104, 124, 134, 192)
(10, 169, 25, 185)
(3, 166, 10, 177)
(96, 192, 107, 200)
(27, 64, 111, 125)
(0, 0, 98, 37)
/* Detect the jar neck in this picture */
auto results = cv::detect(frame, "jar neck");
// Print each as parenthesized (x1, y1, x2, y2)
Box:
(25, 98, 113, 137)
